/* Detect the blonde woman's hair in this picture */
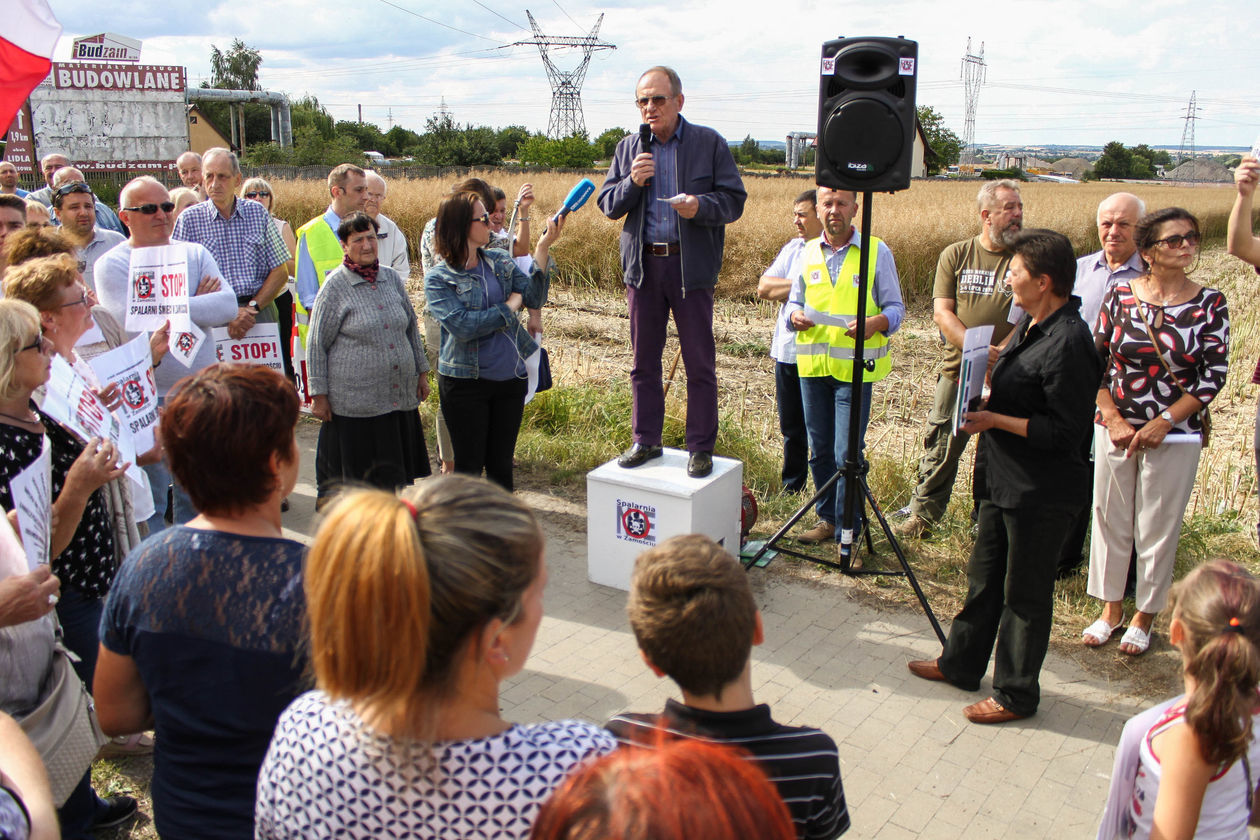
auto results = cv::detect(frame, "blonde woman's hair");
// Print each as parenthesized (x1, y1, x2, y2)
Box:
(0, 299, 42, 399)
(169, 187, 199, 217)
(305, 475, 543, 737)
(240, 177, 276, 211)
(4, 253, 78, 312)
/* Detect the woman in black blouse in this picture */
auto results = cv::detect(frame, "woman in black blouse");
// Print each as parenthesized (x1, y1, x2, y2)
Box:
(908, 230, 1102, 725)
(0, 296, 125, 687)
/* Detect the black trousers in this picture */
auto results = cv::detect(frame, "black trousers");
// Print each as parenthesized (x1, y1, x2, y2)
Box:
(439, 374, 527, 492)
(938, 500, 1076, 716)
(774, 361, 809, 493)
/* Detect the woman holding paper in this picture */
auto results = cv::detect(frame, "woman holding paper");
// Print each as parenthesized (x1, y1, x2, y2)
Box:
(1084, 208, 1229, 656)
(0, 293, 127, 694)
(907, 230, 1100, 724)
(307, 211, 431, 495)
(425, 193, 561, 492)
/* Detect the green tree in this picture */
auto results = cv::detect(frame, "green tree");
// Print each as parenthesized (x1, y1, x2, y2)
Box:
(201, 39, 271, 149)
(209, 39, 261, 90)
(290, 95, 335, 141)
(916, 105, 962, 174)
(517, 132, 596, 168)
(385, 125, 422, 156)
(594, 127, 630, 159)
(497, 125, 530, 160)
(738, 134, 759, 165)
(1094, 141, 1134, 179)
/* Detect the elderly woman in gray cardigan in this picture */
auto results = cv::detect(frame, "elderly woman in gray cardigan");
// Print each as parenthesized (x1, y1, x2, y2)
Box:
(307, 212, 431, 496)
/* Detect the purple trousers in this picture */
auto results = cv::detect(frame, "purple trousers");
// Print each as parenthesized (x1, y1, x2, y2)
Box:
(626, 253, 718, 452)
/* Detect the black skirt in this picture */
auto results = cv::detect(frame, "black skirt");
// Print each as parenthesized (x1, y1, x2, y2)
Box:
(323, 409, 431, 492)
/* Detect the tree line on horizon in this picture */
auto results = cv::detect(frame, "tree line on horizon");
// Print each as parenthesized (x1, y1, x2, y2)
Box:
(205, 40, 969, 173)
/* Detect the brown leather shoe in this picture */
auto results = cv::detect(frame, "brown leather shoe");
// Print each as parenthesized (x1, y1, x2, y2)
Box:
(893, 514, 930, 539)
(963, 696, 1026, 724)
(907, 658, 947, 682)
(796, 520, 835, 544)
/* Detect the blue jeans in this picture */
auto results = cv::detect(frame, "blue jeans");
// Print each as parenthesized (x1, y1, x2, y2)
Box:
(800, 376, 872, 538)
(142, 458, 196, 534)
(55, 585, 102, 689)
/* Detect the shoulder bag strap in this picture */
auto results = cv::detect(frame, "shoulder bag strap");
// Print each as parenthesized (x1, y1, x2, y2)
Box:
(1132, 296, 1192, 401)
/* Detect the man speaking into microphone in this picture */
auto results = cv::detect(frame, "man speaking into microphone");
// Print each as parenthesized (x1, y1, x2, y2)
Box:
(598, 66, 746, 478)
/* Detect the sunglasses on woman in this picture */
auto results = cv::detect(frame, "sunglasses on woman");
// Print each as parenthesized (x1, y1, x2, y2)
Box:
(1152, 232, 1201, 249)
(123, 202, 176, 215)
(20, 334, 52, 354)
(472, 213, 490, 226)
(244, 191, 271, 199)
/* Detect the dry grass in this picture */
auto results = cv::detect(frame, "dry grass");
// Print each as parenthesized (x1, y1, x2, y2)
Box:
(266, 172, 1239, 304)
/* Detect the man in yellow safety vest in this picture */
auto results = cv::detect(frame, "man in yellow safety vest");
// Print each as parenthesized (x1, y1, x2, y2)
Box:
(785, 186, 906, 562)
(293, 163, 369, 357)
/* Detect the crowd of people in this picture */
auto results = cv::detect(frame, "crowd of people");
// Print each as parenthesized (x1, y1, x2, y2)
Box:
(0, 63, 1259, 840)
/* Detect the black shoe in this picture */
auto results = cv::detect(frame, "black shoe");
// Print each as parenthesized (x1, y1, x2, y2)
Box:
(618, 443, 663, 468)
(687, 451, 713, 478)
(93, 795, 139, 830)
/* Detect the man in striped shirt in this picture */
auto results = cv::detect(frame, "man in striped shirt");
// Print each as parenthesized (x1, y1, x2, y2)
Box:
(606, 535, 849, 839)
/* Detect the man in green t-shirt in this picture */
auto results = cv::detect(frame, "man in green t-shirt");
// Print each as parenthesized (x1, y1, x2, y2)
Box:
(895, 180, 1024, 538)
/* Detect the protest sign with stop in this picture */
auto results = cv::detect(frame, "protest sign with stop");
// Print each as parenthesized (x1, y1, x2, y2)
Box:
(212, 322, 284, 374)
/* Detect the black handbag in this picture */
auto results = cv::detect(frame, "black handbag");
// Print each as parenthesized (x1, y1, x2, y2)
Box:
(535, 346, 553, 393)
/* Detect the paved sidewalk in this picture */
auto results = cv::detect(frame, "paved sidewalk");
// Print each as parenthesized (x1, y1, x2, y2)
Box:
(283, 420, 1145, 840)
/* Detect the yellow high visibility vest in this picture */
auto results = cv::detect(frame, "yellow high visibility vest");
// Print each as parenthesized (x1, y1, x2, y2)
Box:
(794, 236, 892, 382)
(293, 216, 343, 347)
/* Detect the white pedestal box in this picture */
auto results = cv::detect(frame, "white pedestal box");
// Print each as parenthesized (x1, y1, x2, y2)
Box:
(585, 448, 742, 591)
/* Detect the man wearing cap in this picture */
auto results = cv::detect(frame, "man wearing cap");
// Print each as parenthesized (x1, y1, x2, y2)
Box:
(51, 181, 124, 292)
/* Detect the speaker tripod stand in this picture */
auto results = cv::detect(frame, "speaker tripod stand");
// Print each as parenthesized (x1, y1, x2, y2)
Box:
(744, 191, 945, 646)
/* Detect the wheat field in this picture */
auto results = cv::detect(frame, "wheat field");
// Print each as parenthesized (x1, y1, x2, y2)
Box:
(263, 171, 1239, 302)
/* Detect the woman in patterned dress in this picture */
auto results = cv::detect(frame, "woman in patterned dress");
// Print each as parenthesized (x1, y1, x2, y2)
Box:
(1083, 208, 1229, 656)
(256, 475, 616, 840)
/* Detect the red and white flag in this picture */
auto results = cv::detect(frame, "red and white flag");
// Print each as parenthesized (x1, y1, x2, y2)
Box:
(0, 0, 61, 133)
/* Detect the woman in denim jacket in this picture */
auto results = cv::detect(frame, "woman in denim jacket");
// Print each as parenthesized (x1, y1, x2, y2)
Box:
(424, 191, 564, 490)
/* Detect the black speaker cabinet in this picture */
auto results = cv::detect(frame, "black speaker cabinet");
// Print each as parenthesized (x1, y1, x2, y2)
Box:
(816, 36, 918, 193)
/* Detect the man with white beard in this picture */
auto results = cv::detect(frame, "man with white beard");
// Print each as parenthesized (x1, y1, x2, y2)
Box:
(894, 180, 1024, 539)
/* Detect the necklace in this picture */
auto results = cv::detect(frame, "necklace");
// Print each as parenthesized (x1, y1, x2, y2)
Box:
(0, 410, 40, 426)
(1140, 274, 1188, 306)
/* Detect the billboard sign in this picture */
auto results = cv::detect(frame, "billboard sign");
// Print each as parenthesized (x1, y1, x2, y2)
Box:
(71, 33, 142, 63)
(31, 62, 188, 174)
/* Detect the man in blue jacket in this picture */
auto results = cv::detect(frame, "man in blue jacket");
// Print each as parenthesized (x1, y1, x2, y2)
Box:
(598, 66, 746, 478)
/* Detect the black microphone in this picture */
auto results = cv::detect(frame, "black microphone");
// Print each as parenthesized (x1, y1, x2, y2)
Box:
(639, 123, 653, 188)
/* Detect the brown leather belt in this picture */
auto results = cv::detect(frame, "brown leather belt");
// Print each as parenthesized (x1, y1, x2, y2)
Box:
(646, 242, 681, 257)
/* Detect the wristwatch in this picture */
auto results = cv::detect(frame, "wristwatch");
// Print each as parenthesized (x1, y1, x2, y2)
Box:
(248, 300, 259, 312)
(1159, 409, 1175, 424)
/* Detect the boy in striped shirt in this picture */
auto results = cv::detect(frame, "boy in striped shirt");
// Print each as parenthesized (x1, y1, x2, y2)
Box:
(606, 534, 850, 839)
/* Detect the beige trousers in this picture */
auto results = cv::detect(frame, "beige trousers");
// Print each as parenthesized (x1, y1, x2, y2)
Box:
(1087, 425, 1201, 614)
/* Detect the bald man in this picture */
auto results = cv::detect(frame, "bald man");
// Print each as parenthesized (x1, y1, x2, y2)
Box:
(1073, 192, 1146, 329)
(0, 162, 28, 197)
(27, 152, 69, 206)
(363, 170, 410, 277)
(177, 151, 206, 200)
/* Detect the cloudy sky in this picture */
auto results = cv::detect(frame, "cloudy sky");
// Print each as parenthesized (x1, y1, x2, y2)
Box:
(45, 0, 1258, 150)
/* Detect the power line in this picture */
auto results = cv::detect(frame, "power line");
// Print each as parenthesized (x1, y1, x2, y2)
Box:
(549, 0, 584, 32)
(376, 0, 508, 43)
(470, 0, 528, 32)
